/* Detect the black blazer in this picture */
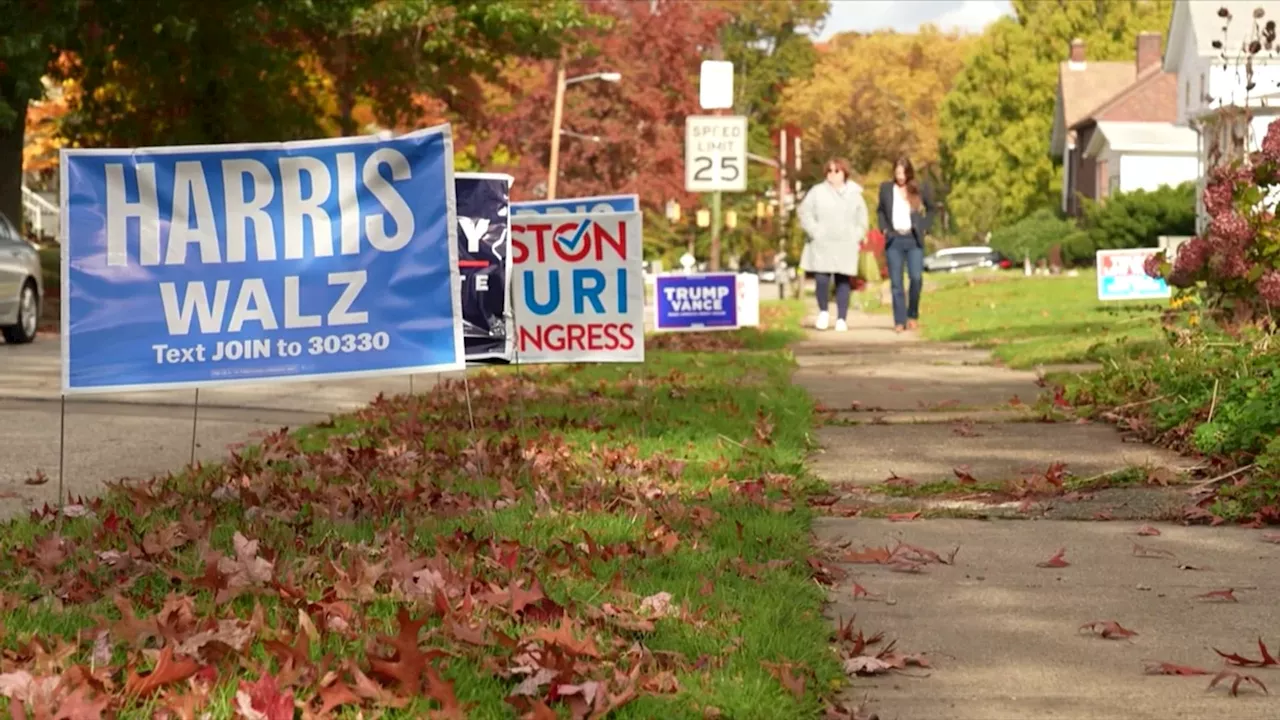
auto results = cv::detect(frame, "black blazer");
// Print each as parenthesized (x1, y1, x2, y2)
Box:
(877, 181, 935, 247)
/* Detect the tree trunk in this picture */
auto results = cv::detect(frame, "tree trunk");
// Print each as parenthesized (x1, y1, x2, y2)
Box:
(334, 36, 358, 137)
(0, 97, 29, 233)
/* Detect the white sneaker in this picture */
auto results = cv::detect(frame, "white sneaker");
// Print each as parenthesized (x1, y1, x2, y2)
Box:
(835, 319, 848, 332)
(815, 311, 829, 330)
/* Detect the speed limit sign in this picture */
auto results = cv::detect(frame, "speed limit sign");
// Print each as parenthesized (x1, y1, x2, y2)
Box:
(685, 115, 748, 193)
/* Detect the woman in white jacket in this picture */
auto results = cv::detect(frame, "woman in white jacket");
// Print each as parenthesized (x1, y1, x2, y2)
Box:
(798, 157, 869, 332)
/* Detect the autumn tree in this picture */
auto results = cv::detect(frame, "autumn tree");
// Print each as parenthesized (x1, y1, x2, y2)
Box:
(56, 1, 330, 149)
(781, 26, 973, 221)
(486, 0, 729, 208)
(47, 0, 586, 169)
(298, 0, 590, 139)
(715, 0, 827, 266)
(1, 0, 77, 231)
(939, 0, 1172, 234)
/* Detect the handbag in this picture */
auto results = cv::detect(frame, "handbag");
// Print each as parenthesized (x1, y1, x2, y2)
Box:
(858, 248, 881, 285)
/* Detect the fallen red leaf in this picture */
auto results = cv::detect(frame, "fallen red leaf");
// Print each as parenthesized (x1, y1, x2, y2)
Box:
(316, 681, 363, 716)
(529, 615, 601, 659)
(234, 674, 294, 720)
(1208, 670, 1268, 696)
(887, 511, 921, 522)
(840, 546, 893, 564)
(425, 664, 467, 719)
(1135, 525, 1161, 536)
(1261, 532, 1280, 544)
(52, 686, 111, 720)
(1197, 589, 1238, 603)
(1036, 548, 1069, 568)
(953, 467, 977, 485)
(1144, 661, 1211, 676)
(1080, 621, 1137, 640)
(851, 583, 873, 599)
(762, 661, 806, 699)
(123, 646, 201, 697)
(1214, 638, 1279, 667)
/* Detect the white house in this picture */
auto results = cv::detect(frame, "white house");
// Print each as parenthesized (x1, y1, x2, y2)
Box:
(1164, 0, 1280, 228)
(1082, 121, 1199, 196)
(1050, 33, 1199, 217)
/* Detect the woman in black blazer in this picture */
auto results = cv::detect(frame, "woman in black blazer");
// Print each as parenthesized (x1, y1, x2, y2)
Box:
(876, 157, 935, 332)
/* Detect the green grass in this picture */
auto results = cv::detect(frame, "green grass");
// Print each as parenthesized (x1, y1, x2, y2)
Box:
(1065, 330, 1280, 521)
(0, 301, 842, 719)
(890, 270, 1166, 368)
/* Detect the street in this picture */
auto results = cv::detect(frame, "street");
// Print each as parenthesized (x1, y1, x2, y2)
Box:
(0, 336, 457, 520)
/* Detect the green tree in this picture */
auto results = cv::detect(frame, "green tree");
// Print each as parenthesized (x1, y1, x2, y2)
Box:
(713, 0, 827, 267)
(54, 1, 588, 151)
(939, 0, 1173, 235)
(782, 26, 973, 225)
(306, 0, 591, 137)
(1, 0, 77, 230)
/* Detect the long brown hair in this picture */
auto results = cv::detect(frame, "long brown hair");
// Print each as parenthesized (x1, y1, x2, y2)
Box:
(895, 156, 921, 210)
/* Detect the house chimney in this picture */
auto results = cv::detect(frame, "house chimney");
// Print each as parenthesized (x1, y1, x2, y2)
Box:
(1070, 38, 1086, 63)
(1136, 32, 1162, 73)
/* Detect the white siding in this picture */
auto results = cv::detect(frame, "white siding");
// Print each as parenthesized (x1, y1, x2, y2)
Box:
(1174, 43, 1208, 125)
(1118, 153, 1201, 193)
(1206, 62, 1280, 112)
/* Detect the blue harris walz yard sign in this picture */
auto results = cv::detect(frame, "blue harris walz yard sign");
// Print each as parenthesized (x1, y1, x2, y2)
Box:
(60, 126, 465, 394)
(654, 272, 739, 331)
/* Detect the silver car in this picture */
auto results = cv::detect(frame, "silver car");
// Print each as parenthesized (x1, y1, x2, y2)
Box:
(0, 211, 43, 344)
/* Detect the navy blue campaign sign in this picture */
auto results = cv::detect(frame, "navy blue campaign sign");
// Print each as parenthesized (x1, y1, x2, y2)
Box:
(59, 126, 464, 394)
(653, 272, 739, 331)
(511, 193, 638, 217)
(455, 173, 513, 362)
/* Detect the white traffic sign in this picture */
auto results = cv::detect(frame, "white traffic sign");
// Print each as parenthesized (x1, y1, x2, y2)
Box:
(699, 60, 734, 109)
(685, 115, 747, 193)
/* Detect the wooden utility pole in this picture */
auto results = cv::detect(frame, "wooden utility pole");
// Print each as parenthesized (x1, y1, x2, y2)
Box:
(546, 51, 567, 200)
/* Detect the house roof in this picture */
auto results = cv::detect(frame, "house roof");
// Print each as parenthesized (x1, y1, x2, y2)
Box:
(1069, 66, 1178, 130)
(1050, 61, 1138, 156)
(1083, 121, 1199, 157)
(1165, 0, 1280, 72)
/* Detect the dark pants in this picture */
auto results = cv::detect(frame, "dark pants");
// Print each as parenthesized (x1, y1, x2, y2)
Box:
(813, 272, 851, 320)
(885, 233, 923, 327)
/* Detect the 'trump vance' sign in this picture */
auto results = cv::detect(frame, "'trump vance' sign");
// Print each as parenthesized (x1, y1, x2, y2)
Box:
(60, 126, 464, 393)
(511, 210, 644, 363)
(1096, 248, 1170, 302)
(654, 272, 738, 331)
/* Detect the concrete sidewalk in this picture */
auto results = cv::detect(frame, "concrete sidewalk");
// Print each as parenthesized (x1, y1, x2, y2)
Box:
(796, 312, 1279, 719)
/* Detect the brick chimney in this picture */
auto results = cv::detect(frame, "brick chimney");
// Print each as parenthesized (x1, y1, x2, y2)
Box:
(1070, 38, 1086, 63)
(1136, 32, 1162, 74)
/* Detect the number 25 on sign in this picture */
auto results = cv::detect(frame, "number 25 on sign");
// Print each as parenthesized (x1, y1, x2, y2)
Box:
(685, 115, 748, 193)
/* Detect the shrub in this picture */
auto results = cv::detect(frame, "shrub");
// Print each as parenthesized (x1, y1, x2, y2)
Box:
(988, 208, 1075, 264)
(1065, 335, 1280, 521)
(1068, 183, 1196, 265)
(1146, 116, 1280, 326)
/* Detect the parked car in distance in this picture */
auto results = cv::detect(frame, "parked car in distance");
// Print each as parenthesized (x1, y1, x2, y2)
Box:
(0, 211, 43, 344)
(923, 246, 1011, 273)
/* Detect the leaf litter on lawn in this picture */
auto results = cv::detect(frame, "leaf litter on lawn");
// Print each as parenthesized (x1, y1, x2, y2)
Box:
(0, 348, 844, 718)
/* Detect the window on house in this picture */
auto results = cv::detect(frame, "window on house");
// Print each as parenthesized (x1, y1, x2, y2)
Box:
(1199, 73, 1205, 104)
